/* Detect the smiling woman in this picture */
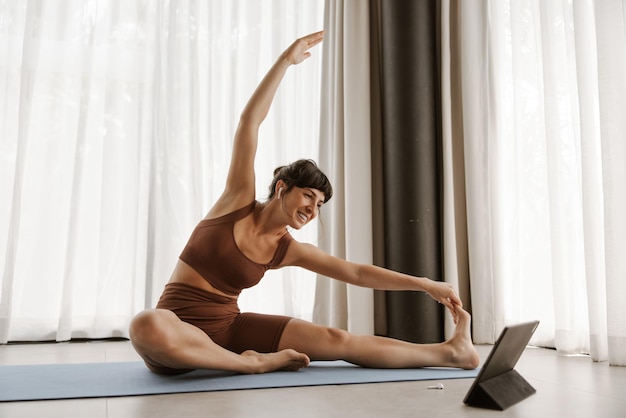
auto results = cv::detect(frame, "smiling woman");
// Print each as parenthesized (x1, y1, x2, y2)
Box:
(127, 31, 480, 376)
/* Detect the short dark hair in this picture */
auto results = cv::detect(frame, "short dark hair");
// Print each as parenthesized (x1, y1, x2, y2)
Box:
(268, 159, 333, 203)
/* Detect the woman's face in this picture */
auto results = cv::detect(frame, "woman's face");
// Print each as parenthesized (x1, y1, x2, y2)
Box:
(281, 186, 325, 229)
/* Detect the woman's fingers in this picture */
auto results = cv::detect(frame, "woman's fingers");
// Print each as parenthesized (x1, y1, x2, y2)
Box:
(303, 30, 324, 47)
(433, 283, 462, 324)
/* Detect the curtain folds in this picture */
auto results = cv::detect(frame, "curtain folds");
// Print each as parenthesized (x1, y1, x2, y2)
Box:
(438, 0, 471, 340)
(313, 0, 374, 335)
(594, 0, 626, 366)
(443, 0, 626, 366)
(372, 0, 444, 344)
(0, 0, 323, 343)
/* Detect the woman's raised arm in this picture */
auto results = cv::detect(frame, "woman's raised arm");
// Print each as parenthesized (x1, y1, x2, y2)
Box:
(209, 31, 324, 218)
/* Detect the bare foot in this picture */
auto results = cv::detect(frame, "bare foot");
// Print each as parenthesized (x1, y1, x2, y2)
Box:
(241, 349, 310, 374)
(447, 306, 480, 370)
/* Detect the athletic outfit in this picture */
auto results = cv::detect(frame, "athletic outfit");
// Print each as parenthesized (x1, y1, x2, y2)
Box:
(156, 201, 293, 359)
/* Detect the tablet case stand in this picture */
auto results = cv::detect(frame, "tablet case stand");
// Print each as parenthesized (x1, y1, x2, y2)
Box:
(464, 367, 536, 410)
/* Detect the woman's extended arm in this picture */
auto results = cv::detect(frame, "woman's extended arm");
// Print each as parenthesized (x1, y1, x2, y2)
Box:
(209, 31, 324, 218)
(286, 241, 463, 322)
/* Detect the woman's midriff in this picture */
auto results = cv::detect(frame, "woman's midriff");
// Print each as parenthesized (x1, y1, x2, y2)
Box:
(167, 259, 238, 300)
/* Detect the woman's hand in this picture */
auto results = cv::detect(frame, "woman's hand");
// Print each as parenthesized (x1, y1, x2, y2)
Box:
(425, 281, 463, 324)
(281, 31, 324, 65)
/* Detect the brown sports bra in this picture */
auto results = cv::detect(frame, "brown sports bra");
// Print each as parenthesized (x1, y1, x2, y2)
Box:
(179, 201, 293, 296)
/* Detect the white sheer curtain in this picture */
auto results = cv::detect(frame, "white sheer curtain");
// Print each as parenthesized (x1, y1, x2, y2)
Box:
(312, 0, 374, 335)
(0, 0, 323, 343)
(442, 0, 626, 365)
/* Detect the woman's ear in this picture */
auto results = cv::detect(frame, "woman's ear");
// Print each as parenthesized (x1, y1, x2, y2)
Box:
(275, 180, 286, 199)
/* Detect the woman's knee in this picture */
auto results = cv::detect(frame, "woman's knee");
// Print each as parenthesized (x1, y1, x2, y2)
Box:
(323, 326, 351, 347)
(129, 309, 196, 374)
(129, 309, 174, 349)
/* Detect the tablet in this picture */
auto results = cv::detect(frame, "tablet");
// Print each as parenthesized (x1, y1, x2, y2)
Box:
(463, 320, 540, 410)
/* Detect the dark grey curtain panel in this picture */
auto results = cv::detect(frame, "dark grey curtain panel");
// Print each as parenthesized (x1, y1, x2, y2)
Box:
(372, 0, 444, 343)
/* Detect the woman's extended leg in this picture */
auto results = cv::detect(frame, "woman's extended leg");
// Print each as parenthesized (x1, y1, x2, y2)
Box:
(277, 305, 479, 369)
(129, 309, 310, 374)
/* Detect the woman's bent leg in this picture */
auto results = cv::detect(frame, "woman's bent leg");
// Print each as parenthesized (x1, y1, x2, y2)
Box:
(277, 305, 479, 369)
(129, 309, 310, 374)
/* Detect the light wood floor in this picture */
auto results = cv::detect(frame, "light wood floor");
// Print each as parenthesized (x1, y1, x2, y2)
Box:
(1, 339, 625, 417)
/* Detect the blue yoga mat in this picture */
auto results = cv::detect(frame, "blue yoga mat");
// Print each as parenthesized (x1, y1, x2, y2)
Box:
(0, 361, 479, 402)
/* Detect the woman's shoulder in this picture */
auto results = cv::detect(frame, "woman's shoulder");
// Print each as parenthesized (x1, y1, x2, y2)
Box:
(280, 239, 322, 266)
(203, 200, 256, 222)
(203, 192, 257, 220)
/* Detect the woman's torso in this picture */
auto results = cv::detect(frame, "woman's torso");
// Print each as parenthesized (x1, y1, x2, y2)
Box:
(167, 202, 292, 300)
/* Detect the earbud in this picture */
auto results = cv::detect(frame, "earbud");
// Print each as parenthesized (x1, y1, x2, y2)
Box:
(428, 383, 444, 390)
(278, 187, 283, 199)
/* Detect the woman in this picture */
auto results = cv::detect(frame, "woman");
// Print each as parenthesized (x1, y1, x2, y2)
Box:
(129, 31, 479, 375)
